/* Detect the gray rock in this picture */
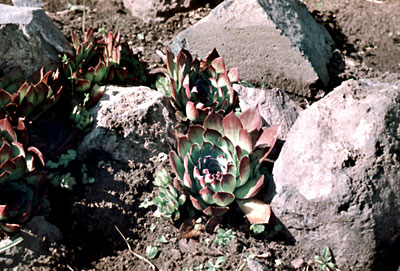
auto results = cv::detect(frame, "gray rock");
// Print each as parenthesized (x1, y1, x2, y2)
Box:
(12, 0, 43, 7)
(271, 79, 400, 270)
(234, 84, 303, 140)
(122, 0, 222, 22)
(78, 85, 179, 164)
(0, 216, 62, 270)
(170, 0, 334, 97)
(247, 258, 271, 271)
(0, 4, 71, 77)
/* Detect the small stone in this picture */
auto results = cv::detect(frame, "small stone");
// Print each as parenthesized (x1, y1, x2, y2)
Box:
(291, 258, 304, 269)
(247, 258, 271, 271)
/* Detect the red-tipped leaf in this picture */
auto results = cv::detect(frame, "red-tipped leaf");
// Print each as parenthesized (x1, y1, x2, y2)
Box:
(237, 198, 271, 224)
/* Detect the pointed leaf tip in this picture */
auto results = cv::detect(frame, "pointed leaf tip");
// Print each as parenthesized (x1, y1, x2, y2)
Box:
(237, 198, 271, 224)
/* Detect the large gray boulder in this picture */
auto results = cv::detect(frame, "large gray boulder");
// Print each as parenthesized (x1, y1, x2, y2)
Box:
(0, 4, 71, 77)
(122, 0, 222, 22)
(170, 0, 334, 97)
(271, 79, 400, 270)
(234, 84, 303, 140)
(78, 86, 180, 164)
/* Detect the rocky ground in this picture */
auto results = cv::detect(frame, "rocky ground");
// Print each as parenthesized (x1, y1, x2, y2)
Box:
(1, 0, 400, 270)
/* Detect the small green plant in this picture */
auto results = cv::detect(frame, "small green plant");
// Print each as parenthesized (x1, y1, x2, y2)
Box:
(49, 172, 76, 191)
(70, 104, 94, 133)
(46, 150, 94, 190)
(145, 245, 158, 259)
(157, 235, 168, 244)
(214, 229, 234, 247)
(46, 149, 76, 169)
(313, 246, 339, 271)
(250, 224, 265, 234)
(152, 168, 186, 220)
(205, 256, 226, 271)
(81, 164, 95, 184)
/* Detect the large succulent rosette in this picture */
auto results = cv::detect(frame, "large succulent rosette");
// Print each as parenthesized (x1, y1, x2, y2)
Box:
(169, 106, 280, 224)
(156, 48, 239, 122)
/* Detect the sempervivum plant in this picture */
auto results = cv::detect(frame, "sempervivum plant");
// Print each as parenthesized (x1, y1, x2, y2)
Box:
(156, 47, 239, 122)
(62, 28, 146, 102)
(0, 175, 46, 233)
(169, 106, 280, 224)
(0, 118, 44, 184)
(0, 67, 62, 122)
(0, 117, 46, 232)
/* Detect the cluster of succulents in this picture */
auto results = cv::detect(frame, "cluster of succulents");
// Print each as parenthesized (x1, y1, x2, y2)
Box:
(156, 48, 239, 122)
(0, 118, 46, 232)
(62, 28, 146, 103)
(1, 18, 282, 239)
(168, 106, 279, 224)
(0, 27, 149, 235)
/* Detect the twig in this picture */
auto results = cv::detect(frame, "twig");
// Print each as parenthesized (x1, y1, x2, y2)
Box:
(66, 264, 75, 271)
(114, 225, 158, 271)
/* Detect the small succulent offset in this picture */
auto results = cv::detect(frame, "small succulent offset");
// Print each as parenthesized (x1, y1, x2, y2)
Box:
(169, 106, 280, 224)
(0, 118, 46, 232)
(70, 104, 94, 133)
(156, 47, 239, 122)
(214, 228, 234, 247)
(153, 168, 186, 221)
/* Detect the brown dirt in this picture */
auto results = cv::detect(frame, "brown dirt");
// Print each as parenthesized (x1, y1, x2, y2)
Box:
(1, 0, 400, 270)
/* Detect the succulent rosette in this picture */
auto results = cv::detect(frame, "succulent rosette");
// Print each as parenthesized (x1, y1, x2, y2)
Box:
(169, 106, 280, 224)
(0, 175, 46, 233)
(0, 67, 62, 122)
(0, 117, 46, 232)
(156, 47, 239, 122)
(0, 118, 44, 184)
